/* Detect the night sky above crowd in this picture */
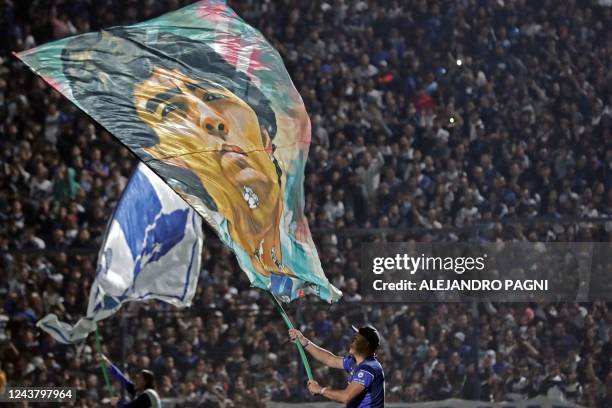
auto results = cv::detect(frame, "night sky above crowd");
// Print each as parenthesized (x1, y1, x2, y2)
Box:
(0, 0, 611, 407)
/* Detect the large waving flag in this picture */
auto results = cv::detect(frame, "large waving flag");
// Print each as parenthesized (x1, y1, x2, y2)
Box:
(38, 164, 204, 344)
(16, 0, 341, 302)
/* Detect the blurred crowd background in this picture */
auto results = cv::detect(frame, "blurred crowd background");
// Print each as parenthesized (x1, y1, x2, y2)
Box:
(0, 0, 611, 406)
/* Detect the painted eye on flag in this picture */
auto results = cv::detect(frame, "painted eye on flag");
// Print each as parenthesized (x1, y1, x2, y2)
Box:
(203, 92, 223, 102)
(161, 103, 180, 118)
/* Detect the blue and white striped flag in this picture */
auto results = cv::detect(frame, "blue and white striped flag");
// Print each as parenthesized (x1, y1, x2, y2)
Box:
(38, 163, 204, 344)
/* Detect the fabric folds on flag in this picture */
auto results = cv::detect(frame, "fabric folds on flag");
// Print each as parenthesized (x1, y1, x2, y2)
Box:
(38, 164, 204, 344)
(16, 0, 341, 302)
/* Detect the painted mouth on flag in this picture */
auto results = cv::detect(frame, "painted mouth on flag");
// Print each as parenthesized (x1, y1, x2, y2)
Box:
(221, 144, 247, 156)
(221, 144, 251, 170)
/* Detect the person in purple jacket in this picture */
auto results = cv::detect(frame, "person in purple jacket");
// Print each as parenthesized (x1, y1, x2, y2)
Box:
(289, 325, 385, 407)
(101, 355, 162, 408)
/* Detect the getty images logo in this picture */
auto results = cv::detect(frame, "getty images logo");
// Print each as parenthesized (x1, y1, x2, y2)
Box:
(372, 253, 488, 275)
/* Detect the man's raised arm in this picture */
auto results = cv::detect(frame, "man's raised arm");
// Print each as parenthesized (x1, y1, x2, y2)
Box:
(288, 329, 344, 369)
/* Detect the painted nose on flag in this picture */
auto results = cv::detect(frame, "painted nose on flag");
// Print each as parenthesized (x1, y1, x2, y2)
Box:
(203, 116, 229, 136)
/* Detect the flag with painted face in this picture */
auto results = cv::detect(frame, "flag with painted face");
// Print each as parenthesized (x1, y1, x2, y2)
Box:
(38, 164, 204, 344)
(16, 0, 341, 302)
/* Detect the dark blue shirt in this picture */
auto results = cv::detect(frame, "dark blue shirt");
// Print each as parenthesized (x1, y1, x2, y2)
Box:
(343, 355, 385, 408)
(108, 363, 159, 407)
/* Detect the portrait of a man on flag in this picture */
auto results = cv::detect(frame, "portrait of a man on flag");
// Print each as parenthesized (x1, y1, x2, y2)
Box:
(17, 1, 341, 303)
(60, 28, 293, 280)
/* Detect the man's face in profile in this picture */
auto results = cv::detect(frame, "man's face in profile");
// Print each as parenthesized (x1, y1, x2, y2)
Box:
(135, 372, 147, 392)
(349, 333, 370, 356)
(134, 66, 278, 203)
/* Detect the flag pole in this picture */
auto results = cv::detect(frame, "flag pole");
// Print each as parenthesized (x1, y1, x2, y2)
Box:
(95, 328, 115, 395)
(266, 291, 314, 381)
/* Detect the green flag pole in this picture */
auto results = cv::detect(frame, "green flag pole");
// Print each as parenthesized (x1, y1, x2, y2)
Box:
(95, 328, 115, 395)
(266, 291, 314, 381)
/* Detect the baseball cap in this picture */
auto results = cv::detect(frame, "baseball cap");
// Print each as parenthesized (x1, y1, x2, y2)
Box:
(351, 324, 380, 352)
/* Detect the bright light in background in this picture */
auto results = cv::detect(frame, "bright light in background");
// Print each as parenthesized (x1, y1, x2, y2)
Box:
(456, 59, 462, 66)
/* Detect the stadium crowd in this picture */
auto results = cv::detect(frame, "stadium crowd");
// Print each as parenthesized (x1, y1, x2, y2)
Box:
(0, 0, 611, 406)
